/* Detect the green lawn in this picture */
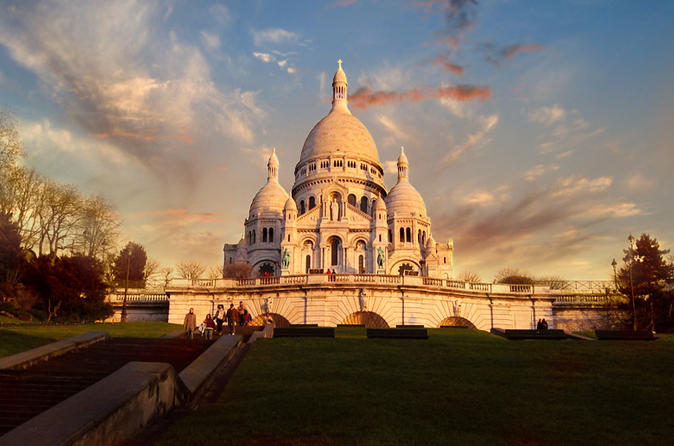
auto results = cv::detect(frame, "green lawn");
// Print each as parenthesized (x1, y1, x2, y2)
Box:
(158, 328, 674, 446)
(0, 322, 181, 358)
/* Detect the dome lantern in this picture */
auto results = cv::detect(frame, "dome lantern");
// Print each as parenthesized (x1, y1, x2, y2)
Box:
(397, 146, 409, 182)
(268, 148, 279, 182)
(332, 59, 348, 111)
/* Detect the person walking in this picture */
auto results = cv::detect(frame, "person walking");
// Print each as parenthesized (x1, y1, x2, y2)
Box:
(203, 314, 216, 340)
(183, 308, 197, 340)
(214, 304, 226, 335)
(226, 303, 238, 335)
(238, 301, 245, 326)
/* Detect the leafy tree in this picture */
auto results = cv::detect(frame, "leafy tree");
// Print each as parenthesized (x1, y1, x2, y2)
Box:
(0, 214, 24, 301)
(113, 242, 147, 287)
(23, 255, 112, 322)
(617, 234, 674, 331)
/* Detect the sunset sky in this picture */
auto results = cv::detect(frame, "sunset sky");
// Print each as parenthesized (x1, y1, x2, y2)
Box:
(1, 0, 672, 280)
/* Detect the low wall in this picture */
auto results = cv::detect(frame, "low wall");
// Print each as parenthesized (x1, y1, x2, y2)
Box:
(0, 332, 109, 370)
(0, 361, 177, 446)
(553, 306, 628, 331)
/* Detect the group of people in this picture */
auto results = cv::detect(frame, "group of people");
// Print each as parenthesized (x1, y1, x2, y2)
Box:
(183, 301, 255, 339)
(536, 318, 549, 333)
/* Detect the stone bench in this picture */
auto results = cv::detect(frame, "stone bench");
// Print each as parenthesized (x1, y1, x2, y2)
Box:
(595, 330, 657, 340)
(367, 328, 428, 339)
(273, 327, 335, 338)
(491, 328, 567, 340)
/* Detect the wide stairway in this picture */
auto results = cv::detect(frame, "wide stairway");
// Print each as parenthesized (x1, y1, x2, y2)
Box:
(0, 337, 212, 435)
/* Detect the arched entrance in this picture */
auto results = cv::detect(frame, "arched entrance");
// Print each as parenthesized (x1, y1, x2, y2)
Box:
(438, 316, 476, 329)
(328, 236, 342, 268)
(250, 312, 291, 328)
(342, 311, 389, 328)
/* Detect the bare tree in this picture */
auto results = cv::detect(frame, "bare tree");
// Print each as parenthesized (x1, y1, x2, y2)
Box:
(494, 267, 534, 284)
(160, 266, 174, 288)
(207, 264, 224, 280)
(458, 270, 482, 283)
(535, 275, 569, 290)
(144, 258, 160, 282)
(75, 195, 120, 260)
(36, 181, 81, 256)
(0, 110, 23, 170)
(176, 261, 206, 281)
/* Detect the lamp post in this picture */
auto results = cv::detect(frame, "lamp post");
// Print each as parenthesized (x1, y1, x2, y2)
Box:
(121, 251, 130, 323)
(611, 258, 617, 291)
(628, 235, 637, 331)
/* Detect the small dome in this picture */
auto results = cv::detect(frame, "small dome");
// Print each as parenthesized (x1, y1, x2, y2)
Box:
(386, 181, 427, 218)
(425, 235, 436, 250)
(375, 197, 387, 211)
(284, 197, 297, 212)
(249, 181, 289, 217)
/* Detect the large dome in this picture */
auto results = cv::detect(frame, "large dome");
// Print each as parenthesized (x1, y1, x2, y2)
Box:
(298, 107, 381, 166)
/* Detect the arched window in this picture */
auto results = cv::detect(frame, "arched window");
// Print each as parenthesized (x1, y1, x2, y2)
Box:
(443, 257, 447, 264)
(348, 194, 357, 207)
(331, 237, 341, 266)
(360, 196, 368, 213)
(358, 255, 364, 273)
(418, 229, 422, 244)
(305, 255, 311, 273)
(259, 263, 274, 276)
(406, 227, 411, 243)
(422, 231, 426, 245)
(309, 196, 316, 209)
(399, 228, 405, 242)
(269, 227, 274, 243)
(300, 200, 305, 214)
(252, 230, 256, 244)
(262, 228, 267, 242)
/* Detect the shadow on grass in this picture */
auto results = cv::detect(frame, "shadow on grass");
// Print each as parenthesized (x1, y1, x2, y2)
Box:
(0, 329, 57, 358)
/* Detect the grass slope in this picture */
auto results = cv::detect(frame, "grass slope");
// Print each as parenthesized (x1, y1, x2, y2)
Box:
(0, 322, 181, 358)
(159, 328, 674, 446)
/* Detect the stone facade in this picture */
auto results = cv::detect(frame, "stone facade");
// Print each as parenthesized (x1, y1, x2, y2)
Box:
(224, 61, 452, 278)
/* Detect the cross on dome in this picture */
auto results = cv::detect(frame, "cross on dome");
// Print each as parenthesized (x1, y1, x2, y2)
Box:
(338, 59, 342, 68)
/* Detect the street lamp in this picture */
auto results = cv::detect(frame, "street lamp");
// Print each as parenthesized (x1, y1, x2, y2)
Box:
(611, 258, 617, 290)
(627, 235, 638, 331)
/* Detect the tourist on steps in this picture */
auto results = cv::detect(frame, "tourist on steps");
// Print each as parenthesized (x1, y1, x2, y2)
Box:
(214, 304, 226, 335)
(183, 308, 197, 340)
(238, 301, 246, 326)
(226, 303, 238, 335)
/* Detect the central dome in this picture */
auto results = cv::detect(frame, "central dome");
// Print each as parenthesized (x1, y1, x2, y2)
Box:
(298, 107, 381, 166)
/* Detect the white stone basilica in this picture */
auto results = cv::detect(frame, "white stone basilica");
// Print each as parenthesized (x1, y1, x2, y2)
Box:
(223, 61, 453, 278)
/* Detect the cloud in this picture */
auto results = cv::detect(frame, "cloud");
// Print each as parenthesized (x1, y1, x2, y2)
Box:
(333, 0, 359, 6)
(431, 55, 464, 76)
(287, 67, 297, 74)
(440, 114, 498, 167)
(200, 31, 220, 51)
(417, 0, 478, 38)
(0, 0, 264, 191)
(349, 84, 490, 110)
(625, 172, 656, 192)
(138, 208, 225, 223)
(384, 160, 398, 174)
(551, 176, 613, 198)
(523, 163, 559, 182)
(484, 43, 543, 66)
(209, 4, 231, 25)
(529, 104, 567, 126)
(253, 52, 273, 63)
(376, 115, 408, 141)
(462, 186, 510, 206)
(252, 28, 298, 46)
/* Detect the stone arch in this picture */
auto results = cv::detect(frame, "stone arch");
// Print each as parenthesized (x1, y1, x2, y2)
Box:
(250, 312, 291, 328)
(438, 316, 477, 329)
(252, 259, 277, 276)
(348, 194, 357, 207)
(389, 259, 421, 275)
(327, 235, 343, 267)
(342, 311, 389, 328)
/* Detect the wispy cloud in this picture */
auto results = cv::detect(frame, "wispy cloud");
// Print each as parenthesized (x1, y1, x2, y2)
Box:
(252, 28, 298, 46)
(431, 55, 464, 76)
(349, 84, 490, 110)
(529, 104, 567, 126)
(200, 31, 221, 51)
(253, 52, 273, 63)
(484, 42, 543, 66)
(440, 114, 498, 168)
